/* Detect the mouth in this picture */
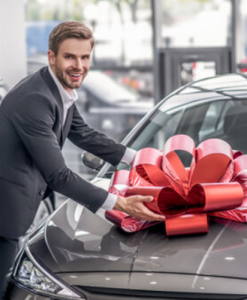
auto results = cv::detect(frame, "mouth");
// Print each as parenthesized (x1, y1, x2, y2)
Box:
(68, 72, 83, 80)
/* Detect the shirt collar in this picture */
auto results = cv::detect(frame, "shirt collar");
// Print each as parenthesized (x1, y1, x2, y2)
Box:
(48, 66, 78, 106)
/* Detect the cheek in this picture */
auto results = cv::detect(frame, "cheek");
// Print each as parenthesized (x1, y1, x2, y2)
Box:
(84, 59, 91, 69)
(56, 59, 70, 70)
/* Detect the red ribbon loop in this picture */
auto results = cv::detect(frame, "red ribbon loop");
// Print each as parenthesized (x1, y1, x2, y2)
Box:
(106, 135, 247, 236)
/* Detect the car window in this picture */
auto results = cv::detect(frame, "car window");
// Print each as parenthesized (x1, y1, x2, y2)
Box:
(116, 98, 247, 168)
(198, 100, 233, 141)
(128, 109, 184, 151)
(128, 102, 209, 151)
(99, 97, 247, 177)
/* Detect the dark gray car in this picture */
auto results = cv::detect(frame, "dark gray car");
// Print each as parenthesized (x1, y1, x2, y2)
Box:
(7, 73, 247, 300)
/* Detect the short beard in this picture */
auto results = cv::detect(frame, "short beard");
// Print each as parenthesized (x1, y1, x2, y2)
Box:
(54, 65, 82, 90)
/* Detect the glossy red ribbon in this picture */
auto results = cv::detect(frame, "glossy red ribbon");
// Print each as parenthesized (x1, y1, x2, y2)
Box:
(105, 135, 247, 236)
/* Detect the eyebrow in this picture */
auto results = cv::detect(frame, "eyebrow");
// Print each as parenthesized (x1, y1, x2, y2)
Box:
(63, 52, 90, 56)
(63, 52, 75, 56)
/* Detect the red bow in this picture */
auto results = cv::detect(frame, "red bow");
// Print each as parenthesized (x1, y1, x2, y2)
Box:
(106, 135, 247, 236)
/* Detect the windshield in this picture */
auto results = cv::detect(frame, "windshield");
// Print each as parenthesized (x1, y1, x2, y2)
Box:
(129, 97, 247, 152)
(100, 96, 247, 177)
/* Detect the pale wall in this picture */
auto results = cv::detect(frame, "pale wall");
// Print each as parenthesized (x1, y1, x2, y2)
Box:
(0, 0, 27, 89)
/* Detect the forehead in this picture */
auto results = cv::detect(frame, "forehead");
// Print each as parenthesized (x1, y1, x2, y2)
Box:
(58, 38, 92, 55)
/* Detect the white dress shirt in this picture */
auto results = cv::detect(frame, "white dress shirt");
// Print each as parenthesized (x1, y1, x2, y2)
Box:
(48, 66, 78, 124)
(48, 66, 136, 211)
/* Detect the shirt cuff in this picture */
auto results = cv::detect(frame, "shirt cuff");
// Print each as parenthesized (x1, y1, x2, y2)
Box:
(121, 147, 136, 165)
(100, 148, 136, 212)
(100, 193, 118, 211)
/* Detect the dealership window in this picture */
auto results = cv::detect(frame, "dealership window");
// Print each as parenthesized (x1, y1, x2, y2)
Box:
(159, 0, 231, 48)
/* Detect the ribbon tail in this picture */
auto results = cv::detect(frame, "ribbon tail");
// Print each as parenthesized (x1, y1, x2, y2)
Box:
(105, 210, 162, 233)
(165, 214, 209, 236)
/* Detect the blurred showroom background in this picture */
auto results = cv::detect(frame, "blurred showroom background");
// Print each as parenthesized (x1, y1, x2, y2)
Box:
(1, 0, 247, 202)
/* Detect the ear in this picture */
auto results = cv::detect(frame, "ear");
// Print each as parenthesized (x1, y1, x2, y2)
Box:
(48, 50, 56, 66)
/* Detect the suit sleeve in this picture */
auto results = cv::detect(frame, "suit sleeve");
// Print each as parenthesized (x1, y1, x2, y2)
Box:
(67, 104, 126, 166)
(12, 93, 109, 212)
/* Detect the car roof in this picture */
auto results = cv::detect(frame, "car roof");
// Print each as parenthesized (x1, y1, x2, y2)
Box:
(159, 73, 247, 112)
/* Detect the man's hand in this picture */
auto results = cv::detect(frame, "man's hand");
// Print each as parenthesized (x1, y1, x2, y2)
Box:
(113, 195, 166, 222)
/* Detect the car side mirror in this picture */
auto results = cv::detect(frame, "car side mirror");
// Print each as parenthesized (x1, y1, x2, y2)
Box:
(81, 152, 104, 171)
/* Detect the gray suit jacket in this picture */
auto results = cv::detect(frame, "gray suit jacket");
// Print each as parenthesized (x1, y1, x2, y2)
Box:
(0, 67, 125, 238)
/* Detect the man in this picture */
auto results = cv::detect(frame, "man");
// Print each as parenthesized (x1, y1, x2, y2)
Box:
(0, 21, 165, 297)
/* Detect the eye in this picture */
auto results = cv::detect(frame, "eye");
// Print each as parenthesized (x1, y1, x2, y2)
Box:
(65, 55, 73, 59)
(82, 55, 90, 60)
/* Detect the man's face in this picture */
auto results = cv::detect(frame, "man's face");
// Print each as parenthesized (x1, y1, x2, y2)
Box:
(48, 38, 92, 93)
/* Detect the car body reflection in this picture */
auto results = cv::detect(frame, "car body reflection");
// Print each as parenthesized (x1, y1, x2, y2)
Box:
(7, 73, 247, 300)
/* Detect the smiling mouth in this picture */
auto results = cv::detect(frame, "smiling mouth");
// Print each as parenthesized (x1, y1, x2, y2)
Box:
(69, 73, 82, 78)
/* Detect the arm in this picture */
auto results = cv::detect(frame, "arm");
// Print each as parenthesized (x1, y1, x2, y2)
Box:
(12, 95, 165, 221)
(12, 93, 109, 212)
(14, 96, 161, 222)
(67, 105, 126, 166)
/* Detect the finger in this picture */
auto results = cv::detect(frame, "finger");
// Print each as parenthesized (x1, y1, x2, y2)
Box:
(136, 205, 166, 222)
(135, 213, 166, 222)
(145, 211, 166, 221)
(152, 214, 166, 221)
(141, 196, 154, 203)
(128, 195, 153, 203)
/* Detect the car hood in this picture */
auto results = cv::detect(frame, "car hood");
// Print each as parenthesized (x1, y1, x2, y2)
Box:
(29, 178, 247, 281)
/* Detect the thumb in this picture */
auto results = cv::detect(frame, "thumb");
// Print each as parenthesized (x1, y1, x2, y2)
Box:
(138, 195, 153, 202)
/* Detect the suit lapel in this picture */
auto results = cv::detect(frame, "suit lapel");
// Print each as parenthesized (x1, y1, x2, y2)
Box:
(61, 105, 74, 145)
(40, 67, 64, 145)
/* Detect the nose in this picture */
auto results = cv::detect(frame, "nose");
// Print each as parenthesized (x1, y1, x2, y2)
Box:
(74, 58, 83, 70)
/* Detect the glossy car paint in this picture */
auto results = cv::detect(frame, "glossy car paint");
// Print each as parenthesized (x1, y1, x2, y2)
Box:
(7, 73, 247, 300)
(8, 194, 247, 299)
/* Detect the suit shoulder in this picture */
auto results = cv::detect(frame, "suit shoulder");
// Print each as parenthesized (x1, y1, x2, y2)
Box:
(5, 68, 53, 100)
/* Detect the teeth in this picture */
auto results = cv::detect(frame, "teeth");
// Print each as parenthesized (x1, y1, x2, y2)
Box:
(70, 74, 81, 77)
